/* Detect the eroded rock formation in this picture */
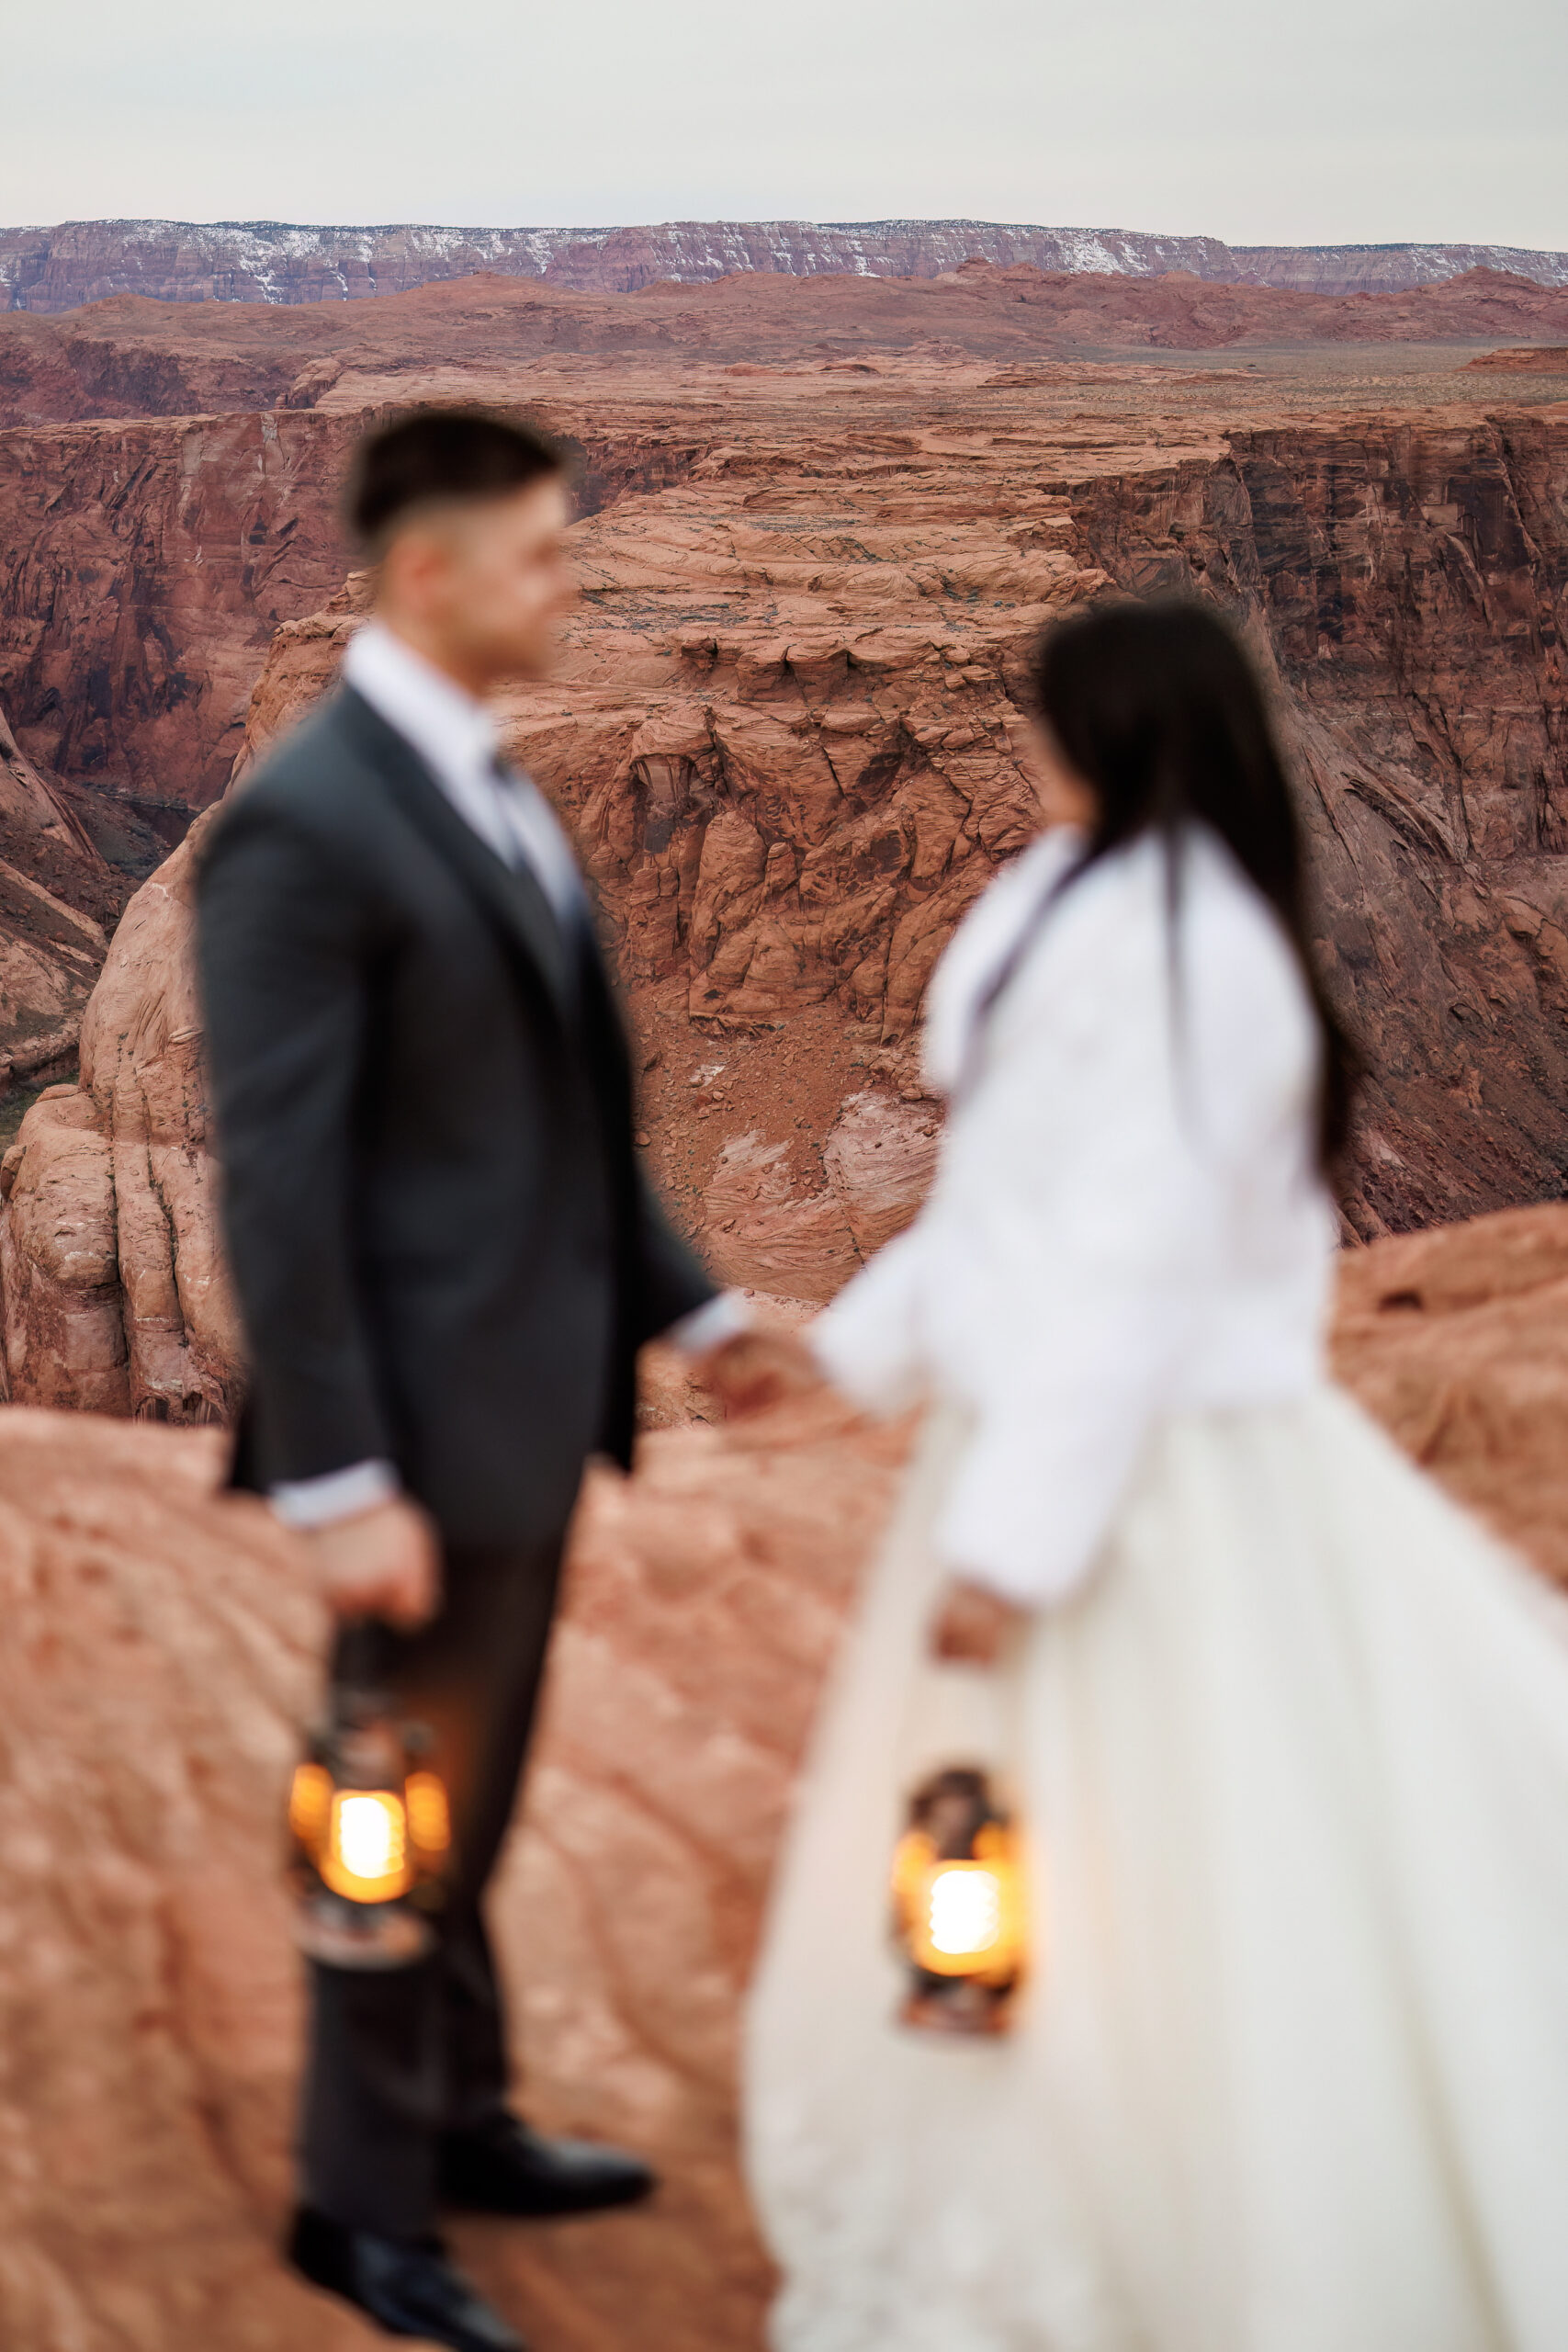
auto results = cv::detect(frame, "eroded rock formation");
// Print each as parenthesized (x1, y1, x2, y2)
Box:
(0, 1203, 1564, 2348)
(0, 695, 120, 1081)
(2, 281, 1566, 1408)
(0, 807, 236, 1418)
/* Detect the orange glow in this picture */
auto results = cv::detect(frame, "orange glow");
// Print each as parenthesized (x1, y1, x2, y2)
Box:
(288, 1761, 333, 1852)
(320, 1789, 414, 1904)
(406, 1770, 452, 1858)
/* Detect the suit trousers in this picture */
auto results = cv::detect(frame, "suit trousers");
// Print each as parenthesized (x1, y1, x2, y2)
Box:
(300, 1536, 566, 2238)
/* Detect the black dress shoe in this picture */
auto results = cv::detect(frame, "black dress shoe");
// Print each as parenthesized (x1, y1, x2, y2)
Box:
(439, 2113, 657, 2218)
(288, 2206, 525, 2350)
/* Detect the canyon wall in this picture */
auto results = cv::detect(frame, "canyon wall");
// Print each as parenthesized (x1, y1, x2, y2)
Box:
(1, 1203, 1566, 2350)
(0, 696, 123, 1080)
(5, 365, 1567, 1418)
(1, 274, 1565, 1413)
(6, 219, 1568, 311)
(0, 410, 355, 805)
(1068, 410, 1568, 1226)
(0, 393, 706, 800)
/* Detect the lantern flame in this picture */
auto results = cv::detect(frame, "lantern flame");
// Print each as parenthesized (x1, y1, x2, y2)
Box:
(339, 1792, 404, 1880)
(928, 1864, 1004, 1957)
(320, 1789, 413, 1903)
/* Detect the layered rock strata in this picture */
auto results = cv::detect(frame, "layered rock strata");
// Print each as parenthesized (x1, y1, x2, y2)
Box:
(6, 355, 1568, 1410)
(0, 1202, 1564, 2349)
(5, 219, 1568, 311)
(9, 266, 1568, 436)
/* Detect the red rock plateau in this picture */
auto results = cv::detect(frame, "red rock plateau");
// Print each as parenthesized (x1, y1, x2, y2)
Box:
(0, 1204, 1565, 2351)
(5, 217, 1568, 311)
(2, 271, 1567, 1412)
(1468, 345, 1568, 372)
(9, 263, 1568, 437)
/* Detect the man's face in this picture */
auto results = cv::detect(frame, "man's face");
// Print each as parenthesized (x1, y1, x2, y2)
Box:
(384, 475, 577, 690)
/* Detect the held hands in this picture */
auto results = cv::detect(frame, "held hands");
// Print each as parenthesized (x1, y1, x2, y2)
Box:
(694, 1327, 827, 1419)
(930, 1577, 1029, 1667)
(303, 1495, 442, 1630)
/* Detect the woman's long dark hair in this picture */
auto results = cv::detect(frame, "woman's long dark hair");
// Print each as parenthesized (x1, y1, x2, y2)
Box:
(1028, 598, 1357, 1170)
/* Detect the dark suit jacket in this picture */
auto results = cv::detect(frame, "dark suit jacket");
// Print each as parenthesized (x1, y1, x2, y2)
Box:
(196, 684, 715, 1548)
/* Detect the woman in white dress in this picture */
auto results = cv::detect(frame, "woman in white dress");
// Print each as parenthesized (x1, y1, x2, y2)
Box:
(741, 601, 1568, 2352)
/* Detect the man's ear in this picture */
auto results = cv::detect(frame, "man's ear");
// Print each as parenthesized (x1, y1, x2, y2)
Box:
(380, 523, 449, 615)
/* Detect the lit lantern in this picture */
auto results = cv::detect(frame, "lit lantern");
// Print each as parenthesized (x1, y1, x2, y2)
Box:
(891, 1765, 1026, 2035)
(288, 1634, 452, 1970)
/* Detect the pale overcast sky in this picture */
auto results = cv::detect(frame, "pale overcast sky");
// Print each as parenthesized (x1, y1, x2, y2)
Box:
(6, 0, 1566, 249)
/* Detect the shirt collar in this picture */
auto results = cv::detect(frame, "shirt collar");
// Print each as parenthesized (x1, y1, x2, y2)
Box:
(341, 618, 498, 785)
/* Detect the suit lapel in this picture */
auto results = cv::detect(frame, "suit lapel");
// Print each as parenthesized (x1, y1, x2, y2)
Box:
(337, 685, 578, 1026)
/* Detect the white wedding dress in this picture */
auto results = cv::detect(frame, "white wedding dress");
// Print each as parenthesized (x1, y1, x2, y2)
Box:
(744, 822, 1568, 2352)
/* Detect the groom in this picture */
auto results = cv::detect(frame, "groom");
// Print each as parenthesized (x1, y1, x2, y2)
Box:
(197, 409, 750, 2352)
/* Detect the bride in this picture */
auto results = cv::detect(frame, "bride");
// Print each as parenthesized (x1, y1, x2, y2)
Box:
(739, 600, 1568, 2351)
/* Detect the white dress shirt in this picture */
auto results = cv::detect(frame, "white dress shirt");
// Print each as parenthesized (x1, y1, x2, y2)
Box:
(343, 619, 584, 923)
(271, 620, 742, 1533)
(810, 820, 1340, 1605)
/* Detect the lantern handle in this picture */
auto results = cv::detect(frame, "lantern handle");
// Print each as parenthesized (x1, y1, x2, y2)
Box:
(334, 1615, 396, 1701)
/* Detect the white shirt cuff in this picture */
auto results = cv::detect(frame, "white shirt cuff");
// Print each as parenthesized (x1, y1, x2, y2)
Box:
(665, 1291, 752, 1357)
(270, 1459, 401, 1531)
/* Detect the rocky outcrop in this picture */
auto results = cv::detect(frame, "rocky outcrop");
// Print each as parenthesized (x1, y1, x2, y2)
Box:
(1467, 346, 1568, 372)
(0, 808, 237, 1419)
(5, 220, 1568, 311)
(0, 1385, 902, 2352)
(0, 1201, 1565, 2347)
(0, 696, 121, 1080)
(1332, 1202, 1568, 1582)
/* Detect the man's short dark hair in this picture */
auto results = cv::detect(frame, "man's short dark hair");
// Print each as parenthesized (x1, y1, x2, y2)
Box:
(345, 408, 566, 557)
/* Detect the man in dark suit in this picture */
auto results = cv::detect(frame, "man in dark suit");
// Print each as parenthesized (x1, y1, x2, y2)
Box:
(197, 411, 750, 2352)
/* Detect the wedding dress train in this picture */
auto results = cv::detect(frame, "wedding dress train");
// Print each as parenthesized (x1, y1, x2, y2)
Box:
(747, 1398, 1568, 2351)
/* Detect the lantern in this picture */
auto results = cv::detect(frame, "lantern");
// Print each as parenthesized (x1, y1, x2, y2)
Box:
(891, 1765, 1026, 2035)
(288, 1628, 452, 1969)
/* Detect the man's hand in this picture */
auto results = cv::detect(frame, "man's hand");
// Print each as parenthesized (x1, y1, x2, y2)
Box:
(929, 1577, 1029, 1666)
(695, 1327, 826, 1419)
(304, 1496, 442, 1629)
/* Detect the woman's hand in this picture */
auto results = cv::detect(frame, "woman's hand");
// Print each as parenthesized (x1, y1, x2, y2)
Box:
(930, 1577, 1029, 1666)
(695, 1327, 826, 1419)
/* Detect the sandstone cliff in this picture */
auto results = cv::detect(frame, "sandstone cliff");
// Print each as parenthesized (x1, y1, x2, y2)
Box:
(3, 276, 1567, 1406)
(5, 219, 1568, 311)
(0, 1204, 1564, 2349)
(4, 343, 1568, 1411)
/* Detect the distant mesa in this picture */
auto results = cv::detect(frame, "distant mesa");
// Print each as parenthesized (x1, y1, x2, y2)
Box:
(4, 218, 1568, 311)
